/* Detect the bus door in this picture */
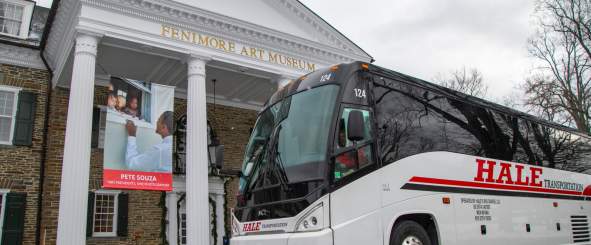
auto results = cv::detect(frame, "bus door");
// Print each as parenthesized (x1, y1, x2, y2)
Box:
(330, 106, 383, 245)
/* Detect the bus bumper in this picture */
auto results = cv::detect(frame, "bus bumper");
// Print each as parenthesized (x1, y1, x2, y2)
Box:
(231, 228, 333, 245)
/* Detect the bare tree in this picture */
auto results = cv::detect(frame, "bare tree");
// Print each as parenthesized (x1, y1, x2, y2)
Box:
(435, 67, 488, 97)
(538, 0, 591, 60)
(524, 0, 591, 133)
(499, 90, 523, 109)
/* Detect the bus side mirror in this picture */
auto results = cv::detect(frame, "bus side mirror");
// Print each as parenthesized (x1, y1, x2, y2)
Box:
(347, 110, 365, 142)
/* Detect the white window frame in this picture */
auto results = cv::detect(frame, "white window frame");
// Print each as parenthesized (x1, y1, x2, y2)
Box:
(0, 0, 34, 39)
(0, 189, 10, 242)
(92, 190, 120, 238)
(0, 85, 21, 145)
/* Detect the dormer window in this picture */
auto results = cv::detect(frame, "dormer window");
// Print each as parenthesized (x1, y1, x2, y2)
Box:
(0, 0, 34, 39)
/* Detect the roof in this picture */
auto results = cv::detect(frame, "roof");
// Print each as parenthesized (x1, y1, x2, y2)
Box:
(295, 1, 373, 62)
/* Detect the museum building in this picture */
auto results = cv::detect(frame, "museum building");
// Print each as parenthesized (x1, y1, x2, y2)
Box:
(0, 0, 372, 244)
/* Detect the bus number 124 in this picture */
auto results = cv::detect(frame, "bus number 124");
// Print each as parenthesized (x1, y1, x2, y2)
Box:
(354, 88, 366, 98)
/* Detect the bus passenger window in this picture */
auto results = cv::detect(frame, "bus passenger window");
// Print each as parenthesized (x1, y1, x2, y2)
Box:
(337, 108, 372, 148)
(357, 145, 372, 168)
(335, 151, 358, 177)
(334, 108, 373, 180)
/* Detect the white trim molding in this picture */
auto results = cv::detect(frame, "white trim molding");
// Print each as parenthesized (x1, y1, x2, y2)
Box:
(0, 43, 45, 70)
(42, 0, 80, 85)
(269, 0, 371, 58)
(0, 189, 9, 243)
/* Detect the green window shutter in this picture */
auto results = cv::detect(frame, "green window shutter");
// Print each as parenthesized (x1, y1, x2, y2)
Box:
(117, 193, 129, 237)
(86, 192, 95, 237)
(12, 91, 37, 146)
(1, 193, 27, 245)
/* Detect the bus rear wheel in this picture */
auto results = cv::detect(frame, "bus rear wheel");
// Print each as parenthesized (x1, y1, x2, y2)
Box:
(391, 220, 432, 245)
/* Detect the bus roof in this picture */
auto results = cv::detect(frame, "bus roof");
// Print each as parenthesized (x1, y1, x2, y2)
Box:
(262, 61, 589, 139)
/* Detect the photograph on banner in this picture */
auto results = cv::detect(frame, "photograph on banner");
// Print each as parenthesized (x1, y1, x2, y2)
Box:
(102, 76, 174, 191)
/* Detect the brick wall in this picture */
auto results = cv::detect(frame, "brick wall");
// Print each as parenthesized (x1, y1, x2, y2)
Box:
(41, 85, 257, 244)
(40, 86, 68, 245)
(175, 99, 258, 235)
(0, 64, 50, 245)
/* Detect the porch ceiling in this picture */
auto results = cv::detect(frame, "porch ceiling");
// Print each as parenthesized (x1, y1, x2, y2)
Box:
(57, 37, 279, 110)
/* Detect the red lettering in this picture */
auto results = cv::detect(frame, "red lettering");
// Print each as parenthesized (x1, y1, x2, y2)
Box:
(243, 222, 261, 232)
(514, 164, 529, 186)
(530, 167, 543, 187)
(496, 162, 514, 184)
(474, 159, 496, 182)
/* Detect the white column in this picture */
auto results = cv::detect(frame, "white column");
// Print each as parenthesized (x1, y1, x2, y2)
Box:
(215, 193, 225, 245)
(56, 33, 101, 245)
(167, 192, 179, 245)
(186, 54, 211, 245)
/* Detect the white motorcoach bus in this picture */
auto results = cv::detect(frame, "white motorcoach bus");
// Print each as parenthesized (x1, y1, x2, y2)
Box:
(230, 62, 591, 245)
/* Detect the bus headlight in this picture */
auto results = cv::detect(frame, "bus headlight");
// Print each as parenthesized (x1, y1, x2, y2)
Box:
(295, 203, 324, 232)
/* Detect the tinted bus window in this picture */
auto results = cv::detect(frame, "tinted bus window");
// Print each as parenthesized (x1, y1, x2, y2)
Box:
(373, 79, 481, 164)
(373, 76, 591, 173)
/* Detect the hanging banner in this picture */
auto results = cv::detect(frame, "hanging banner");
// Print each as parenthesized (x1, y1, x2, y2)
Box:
(102, 77, 174, 191)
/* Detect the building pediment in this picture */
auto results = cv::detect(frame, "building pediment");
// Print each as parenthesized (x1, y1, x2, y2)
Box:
(43, 0, 372, 87)
(170, 0, 371, 60)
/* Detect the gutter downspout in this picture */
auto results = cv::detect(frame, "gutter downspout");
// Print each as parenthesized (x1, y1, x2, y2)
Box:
(36, 0, 61, 244)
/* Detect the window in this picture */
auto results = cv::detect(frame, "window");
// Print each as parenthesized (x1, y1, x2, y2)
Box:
(372, 76, 591, 173)
(373, 81, 481, 164)
(277, 85, 340, 169)
(87, 191, 128, 238)
(336, 108, 372, 149)
(0, 0, 34, 38)
(333, 108, 374, 180)
(0, 85, 20, 145)
(92, 191, 119, 237)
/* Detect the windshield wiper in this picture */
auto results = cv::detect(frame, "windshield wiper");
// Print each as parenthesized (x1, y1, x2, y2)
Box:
(269, 125, 290, 192)
(242, 138, 270, 195)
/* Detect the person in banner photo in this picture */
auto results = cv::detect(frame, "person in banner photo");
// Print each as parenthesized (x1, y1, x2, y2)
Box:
(125, 111, 174, 172)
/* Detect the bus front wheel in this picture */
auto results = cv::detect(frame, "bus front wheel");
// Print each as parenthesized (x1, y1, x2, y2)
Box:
(390, 220, 432, 245)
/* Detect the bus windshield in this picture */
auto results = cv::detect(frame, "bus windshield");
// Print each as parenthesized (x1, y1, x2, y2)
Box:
(276, 85, 339, 180)
(237, 85, 339, 219)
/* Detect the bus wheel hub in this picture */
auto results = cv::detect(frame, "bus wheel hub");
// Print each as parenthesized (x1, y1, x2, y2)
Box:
(402, 236, 422, 245)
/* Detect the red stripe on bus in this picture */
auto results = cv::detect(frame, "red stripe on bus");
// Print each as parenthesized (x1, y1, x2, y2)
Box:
(409, 176, 582, 196)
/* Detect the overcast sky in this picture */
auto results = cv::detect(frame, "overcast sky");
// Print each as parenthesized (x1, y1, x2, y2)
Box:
(299, 0, 538, 101)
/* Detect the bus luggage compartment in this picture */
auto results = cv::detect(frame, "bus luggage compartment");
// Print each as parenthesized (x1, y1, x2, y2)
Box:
(231, 228, 332, 245)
